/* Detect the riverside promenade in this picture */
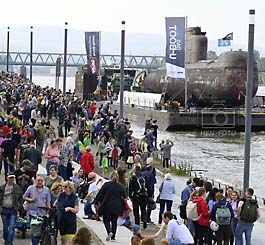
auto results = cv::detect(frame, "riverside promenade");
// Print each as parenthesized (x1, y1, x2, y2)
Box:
(0, 142, 264, 244)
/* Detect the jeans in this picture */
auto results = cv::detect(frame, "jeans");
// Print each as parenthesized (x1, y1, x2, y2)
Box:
(36, 138, 44, 154)
(230, 217, 239, 245)
(158, 199, 173, 224)
(99, 152, 104, 167)
(187, 219, 195, 237)
(46, 161, 58, 175)
(103, 213, 119, 239)
(29, 215, 42, 245)
(235, 221, 254, 245)
(168, 239, 189, 245)
(59, 165, 67, 180)
(3, 158, 14, 176)
(113, 159, 118, 169)
(117, 133, 124, 146)
(231, 217, 239, 235)
(1, 208, 16, 243)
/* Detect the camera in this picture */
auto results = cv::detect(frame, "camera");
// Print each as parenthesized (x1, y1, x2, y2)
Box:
(200, 104, 236, 129)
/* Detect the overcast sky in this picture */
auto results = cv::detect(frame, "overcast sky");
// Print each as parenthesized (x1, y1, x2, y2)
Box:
(0, 0, 264, 49)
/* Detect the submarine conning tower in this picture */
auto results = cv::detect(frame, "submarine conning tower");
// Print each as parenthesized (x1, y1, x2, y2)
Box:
(186, 27, 208, 64)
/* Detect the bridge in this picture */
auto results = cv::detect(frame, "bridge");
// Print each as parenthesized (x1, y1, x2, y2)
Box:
(0, 52, 165, 69)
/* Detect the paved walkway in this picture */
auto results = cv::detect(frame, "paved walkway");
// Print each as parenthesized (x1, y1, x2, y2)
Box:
(0, 140, 264, 244)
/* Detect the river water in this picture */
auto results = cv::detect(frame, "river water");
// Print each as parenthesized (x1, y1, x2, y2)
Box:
(33, 75, 264, 200)
(131, 125, 265, 198)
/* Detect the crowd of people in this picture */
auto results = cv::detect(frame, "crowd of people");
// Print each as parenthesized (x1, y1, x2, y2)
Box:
(0, 71, 261, 245)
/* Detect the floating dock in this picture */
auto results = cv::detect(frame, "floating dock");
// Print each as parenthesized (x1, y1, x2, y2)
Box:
(111, 103, 265, 132)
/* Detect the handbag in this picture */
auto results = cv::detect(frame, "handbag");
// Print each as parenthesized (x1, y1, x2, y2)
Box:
(179, 203, 187, 219)
(156, 181, 164, 204)
(23, 201, 29, 211)
(127, 156, 134, 164)
(24, 185, 36, 211)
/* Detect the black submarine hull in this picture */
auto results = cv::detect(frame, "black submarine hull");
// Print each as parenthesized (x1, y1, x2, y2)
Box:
(143, 52, 258, 107)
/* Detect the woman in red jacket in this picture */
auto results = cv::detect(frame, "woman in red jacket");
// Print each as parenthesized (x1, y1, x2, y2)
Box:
(191, 187, 211, 245)
(80, 147, 95, 181)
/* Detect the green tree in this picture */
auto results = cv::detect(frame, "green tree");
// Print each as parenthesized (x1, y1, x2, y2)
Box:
(207, 50, 217, 60)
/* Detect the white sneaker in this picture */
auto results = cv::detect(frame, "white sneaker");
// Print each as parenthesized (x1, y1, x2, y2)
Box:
(106, 232, 113, 241)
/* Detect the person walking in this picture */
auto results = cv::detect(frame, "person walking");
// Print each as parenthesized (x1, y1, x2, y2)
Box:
(36, 121, 46, 153)
(0, 172, 23, 245)
(14, 159, 34, 193)
(22, 140, 42, 178)
(95, 171, 126, 242)
(158, 173, 176, 225)
(235, 188, 261, 245)
(44, 165, 64, 189)
(142, 164, 157, 224)
(0, 133, 17, 176)
(55, 181, 79, 245)
(80, 147, 95, 181)
(44, 139, 59, 175)
(57, 138, 69, 180)
(23, 175, 51, 245)
(129, 165, 152, 229)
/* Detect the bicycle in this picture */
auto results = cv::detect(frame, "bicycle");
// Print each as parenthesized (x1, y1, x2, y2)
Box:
(38, 207, 58, 245)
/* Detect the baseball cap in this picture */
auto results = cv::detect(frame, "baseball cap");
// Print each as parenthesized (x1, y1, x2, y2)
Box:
(88, 172, 97, 178)
(7, 173, 15, 178)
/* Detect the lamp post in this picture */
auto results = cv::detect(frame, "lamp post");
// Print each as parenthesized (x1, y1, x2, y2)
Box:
(6, 27, 10, 72)
(30, 26, 33, 83)
(243, 9, 255, 191)
(120, 21, 125, 118)
(63, 22, 68, 94)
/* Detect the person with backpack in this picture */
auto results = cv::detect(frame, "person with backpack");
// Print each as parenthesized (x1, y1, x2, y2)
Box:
(129, 165, 152, 229)
(235, 188, 261, 245)
(180, 177, 201, 236)
(211, 192, 234, 245)
(189, 187, 211, 245)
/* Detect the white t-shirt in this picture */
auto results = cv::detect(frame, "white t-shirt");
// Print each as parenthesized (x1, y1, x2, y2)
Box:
(166, 219, 194, 244)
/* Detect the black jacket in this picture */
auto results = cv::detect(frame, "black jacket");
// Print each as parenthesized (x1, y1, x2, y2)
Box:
(128, 174, 152, 200)
(0, 183, 23, 213)
(95, 181, 126, 217)
(23, 147, 42, 170)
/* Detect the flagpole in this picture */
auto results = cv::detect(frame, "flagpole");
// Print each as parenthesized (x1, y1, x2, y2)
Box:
(184, 16, 188, 110)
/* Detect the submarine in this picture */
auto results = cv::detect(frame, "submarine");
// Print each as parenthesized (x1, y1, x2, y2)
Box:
(142, 27, 259, 107)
